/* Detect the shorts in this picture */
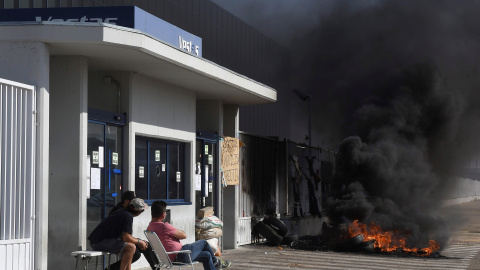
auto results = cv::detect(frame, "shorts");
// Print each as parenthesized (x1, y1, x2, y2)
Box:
(90, 238, 126, 254)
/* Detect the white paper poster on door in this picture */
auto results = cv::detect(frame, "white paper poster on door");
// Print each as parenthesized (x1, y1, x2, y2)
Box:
(98, 146, 104, 168)
(195, 174, 202, 191)
(87, 155, 91, 178)
(86, 155, 91, 198)
(86, 179, 91, 198)
(91, 167, 101, 189)
(204, 165, 209, 197)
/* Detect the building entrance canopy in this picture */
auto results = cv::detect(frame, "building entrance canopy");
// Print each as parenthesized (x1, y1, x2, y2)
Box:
(0, 22, 277, 105)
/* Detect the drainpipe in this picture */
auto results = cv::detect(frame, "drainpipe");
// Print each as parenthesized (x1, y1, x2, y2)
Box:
(285, 138, 289, 217)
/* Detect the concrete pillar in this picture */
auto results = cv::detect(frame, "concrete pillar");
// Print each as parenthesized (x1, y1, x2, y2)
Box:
(0, 41, 50, 270)
(222, 104, 239, 249)
(48, 56, 88, 269)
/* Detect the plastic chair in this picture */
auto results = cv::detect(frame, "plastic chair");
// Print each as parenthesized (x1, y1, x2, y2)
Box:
(144, 230, 198, 269)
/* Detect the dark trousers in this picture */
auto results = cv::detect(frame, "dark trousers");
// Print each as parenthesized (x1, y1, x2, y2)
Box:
(108, 244, 158, 270)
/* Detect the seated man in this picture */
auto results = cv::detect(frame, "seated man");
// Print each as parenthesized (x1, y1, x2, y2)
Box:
(147, 201, 231, 270)
(89, 198, 152, 270)
(106, 191, 158, 269)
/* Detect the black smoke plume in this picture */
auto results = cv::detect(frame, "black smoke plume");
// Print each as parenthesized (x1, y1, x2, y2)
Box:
(326, 63, 460, 248)
(295, 1, 480, 249)
(214, 0, 480, 248)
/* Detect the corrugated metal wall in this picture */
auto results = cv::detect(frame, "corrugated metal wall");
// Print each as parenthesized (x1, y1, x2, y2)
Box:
(282, 139, 335, 218)
(0, 78, 36, 270)
(239, 132, 277, 217)
(238, 134, 337, 221)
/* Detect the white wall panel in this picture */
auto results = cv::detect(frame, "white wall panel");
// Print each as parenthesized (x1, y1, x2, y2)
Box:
(128, 73, 196, 269)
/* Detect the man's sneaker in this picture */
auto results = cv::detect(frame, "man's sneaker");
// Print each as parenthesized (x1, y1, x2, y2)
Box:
(214, 260, 221, 269)
(219, 259, 231, 269)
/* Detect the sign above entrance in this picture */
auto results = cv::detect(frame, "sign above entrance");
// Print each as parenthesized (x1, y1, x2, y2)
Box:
(0, 6, 203, 57)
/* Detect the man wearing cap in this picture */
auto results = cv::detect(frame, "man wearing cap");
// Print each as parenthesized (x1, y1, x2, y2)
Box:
(109, 190, 136, 216)
(89, 198, 152, 270)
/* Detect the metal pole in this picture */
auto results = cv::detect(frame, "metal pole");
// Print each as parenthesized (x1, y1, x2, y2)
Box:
(308, 99, 312, 156)
(285, 138, 289, 217)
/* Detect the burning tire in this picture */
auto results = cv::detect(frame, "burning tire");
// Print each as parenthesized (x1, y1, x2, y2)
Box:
(253, 221, 283, 245)
(263, 216, 288, 237)
(281, 233, 299, 245)
(356, 239, 375, 252)
(337, 234, 364, 251)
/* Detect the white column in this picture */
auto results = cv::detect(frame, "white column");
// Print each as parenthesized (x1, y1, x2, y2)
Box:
(222, 104, 239, 249)
(49, 56, 88, 269)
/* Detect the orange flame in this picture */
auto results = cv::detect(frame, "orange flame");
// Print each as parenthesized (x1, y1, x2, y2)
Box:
(348, 220, 440, 256)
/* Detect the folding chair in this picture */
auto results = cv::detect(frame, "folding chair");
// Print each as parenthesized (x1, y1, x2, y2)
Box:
(144, 230, 198, 269)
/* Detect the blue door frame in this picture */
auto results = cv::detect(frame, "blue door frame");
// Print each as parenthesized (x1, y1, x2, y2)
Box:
(196, 131, 220, 211)
(87, 108, 125, 219)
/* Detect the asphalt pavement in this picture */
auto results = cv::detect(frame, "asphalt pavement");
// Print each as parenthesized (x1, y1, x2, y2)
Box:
(217, 200, 480, 270)
(138, 200, 480, 269)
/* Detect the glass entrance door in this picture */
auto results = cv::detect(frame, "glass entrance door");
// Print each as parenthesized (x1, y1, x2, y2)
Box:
(87, 121, 123, 243)
(195, 139, 218, 213)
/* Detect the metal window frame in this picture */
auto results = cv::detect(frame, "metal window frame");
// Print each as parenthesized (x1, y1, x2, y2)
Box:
(88, 111, 125, 220)
(195, 131, 220, 210)
(136, 136, 187, 203)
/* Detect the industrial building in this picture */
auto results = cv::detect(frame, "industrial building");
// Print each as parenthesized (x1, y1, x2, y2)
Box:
(0, 1, 331, 269)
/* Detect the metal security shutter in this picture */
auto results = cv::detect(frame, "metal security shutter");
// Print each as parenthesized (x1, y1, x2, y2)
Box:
(0, 78, 36, 270)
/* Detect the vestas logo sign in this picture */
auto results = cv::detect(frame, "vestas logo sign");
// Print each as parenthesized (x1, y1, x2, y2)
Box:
(0, 6, 202, 57)
(179, 36, 200, 56)
(35, 16, 118, 24)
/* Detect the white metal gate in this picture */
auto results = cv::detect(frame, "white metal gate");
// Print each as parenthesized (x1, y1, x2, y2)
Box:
(238, 217, 251, 246)
(0, 78, 36, 270)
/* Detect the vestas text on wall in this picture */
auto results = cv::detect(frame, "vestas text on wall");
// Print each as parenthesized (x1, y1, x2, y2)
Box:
(35, 16, 118, 24)
(179, 36, 200, 56)
(0, 6, 203, 57)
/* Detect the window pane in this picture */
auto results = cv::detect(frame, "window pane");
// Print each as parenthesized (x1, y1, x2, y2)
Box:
(168, 143, 185, 199)
(135, 138, 148, 199)
(195, 139, 203, 212)
(205, 142, 215, 207)
(105, 126, 122, 213)
(87, 123, 105, 238)
(149, 140, 167, 199)
(135, 136, 186, 201)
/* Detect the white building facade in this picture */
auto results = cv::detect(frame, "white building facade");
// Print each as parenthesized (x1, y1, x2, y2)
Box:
(0, 7, 276, 269)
